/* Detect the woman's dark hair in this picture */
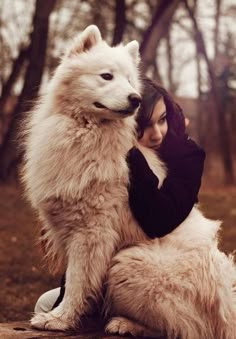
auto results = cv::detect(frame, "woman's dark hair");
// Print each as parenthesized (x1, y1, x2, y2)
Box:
(136, 78, 186, 140)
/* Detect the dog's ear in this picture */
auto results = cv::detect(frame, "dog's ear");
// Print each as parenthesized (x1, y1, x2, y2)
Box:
(126, 40, 140, 66)
(67, 25, 102, 57)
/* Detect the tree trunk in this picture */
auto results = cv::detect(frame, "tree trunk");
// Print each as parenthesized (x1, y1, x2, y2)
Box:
(112, 0, 126, 46)
(214, 0, 221, 60)
(166, 27, 175, 93)
(0, 47, 30, 115)
(195, 51, 206, 147)
(92, 1, 107, 38)
(140, 0, 181, 72)
(183, 0, 234, 185)
(0, 0, 56, 180)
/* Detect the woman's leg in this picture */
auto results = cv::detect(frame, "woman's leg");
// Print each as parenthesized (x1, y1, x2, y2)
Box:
(34, 288, 61, 313)
(34, 275, 66, 313)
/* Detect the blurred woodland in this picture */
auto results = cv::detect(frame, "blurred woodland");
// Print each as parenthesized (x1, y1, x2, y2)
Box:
(0, 0, 236, 323)
(0, 0, 236, 185)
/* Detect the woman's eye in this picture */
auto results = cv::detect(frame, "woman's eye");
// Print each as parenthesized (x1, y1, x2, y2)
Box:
(159, 116, 167, 124)
(100, 73, 113, 80)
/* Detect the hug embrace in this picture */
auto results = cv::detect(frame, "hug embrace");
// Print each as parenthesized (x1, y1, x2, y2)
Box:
(22, 25, 236, 338)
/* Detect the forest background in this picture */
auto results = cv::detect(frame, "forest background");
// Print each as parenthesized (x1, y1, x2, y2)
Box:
(0, 0, 235, 323)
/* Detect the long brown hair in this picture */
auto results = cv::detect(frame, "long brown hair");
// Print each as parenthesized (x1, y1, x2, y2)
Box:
(136, 78, 186, 140)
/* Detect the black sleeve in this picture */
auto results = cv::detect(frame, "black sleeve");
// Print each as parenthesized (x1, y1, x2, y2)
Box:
(127, 139, 205, 238)
(52, 274, 65, 309)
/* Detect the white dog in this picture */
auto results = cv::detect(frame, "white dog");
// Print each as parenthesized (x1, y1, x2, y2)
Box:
(22, 25, 236, 338)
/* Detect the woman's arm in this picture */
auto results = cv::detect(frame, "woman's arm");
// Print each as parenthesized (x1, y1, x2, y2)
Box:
(127, 137, 205, 238)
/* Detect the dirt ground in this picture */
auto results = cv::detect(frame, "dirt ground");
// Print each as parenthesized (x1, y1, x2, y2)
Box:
(0, 182, 60, 322)
(0, 181, 236, 323)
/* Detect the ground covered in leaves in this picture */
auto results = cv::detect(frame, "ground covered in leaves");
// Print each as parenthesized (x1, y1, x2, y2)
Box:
(0, 181, 235, 322)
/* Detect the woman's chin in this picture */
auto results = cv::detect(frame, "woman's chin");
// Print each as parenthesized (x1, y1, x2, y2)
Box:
(150, 144, 160, 151)
(138, 141, 161, 150)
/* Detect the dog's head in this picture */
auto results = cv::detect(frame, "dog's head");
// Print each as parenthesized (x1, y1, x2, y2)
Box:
(52, 25, 141, 120)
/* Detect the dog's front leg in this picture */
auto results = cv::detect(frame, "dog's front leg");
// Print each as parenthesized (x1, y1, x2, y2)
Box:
(31, 228, 117, 331)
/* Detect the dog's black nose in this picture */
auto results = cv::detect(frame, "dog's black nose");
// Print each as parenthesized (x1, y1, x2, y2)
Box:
(128, 94, 141, 109)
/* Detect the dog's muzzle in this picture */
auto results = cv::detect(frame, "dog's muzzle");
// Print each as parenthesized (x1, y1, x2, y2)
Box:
(94, 93, 141, 116)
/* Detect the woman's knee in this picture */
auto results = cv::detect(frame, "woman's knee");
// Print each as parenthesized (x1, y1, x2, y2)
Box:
(34, 287, 61, 313)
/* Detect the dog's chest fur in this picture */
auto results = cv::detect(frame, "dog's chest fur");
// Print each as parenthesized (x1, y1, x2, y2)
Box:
(66, 115, 135, 199)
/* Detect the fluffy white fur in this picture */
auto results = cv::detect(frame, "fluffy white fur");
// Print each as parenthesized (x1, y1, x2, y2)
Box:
(22, 25, 236, 338)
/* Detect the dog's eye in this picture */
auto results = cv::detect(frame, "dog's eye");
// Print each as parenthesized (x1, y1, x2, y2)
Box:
(100, 73, 113, 81)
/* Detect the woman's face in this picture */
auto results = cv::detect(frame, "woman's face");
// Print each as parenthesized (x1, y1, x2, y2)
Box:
(139, 97, 168, 150)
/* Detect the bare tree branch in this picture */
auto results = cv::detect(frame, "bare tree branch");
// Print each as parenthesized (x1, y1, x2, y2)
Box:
(140, 0, 181, 72)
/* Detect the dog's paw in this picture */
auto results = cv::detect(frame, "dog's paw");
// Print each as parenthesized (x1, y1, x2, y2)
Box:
(105, 316, 132, 335)
(105, 316, 143, 336)
(105, 316, 157, 337)
(30, 309, 74, 331)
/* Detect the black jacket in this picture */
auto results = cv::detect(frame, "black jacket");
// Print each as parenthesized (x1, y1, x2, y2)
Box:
(127, 134, 205, 238)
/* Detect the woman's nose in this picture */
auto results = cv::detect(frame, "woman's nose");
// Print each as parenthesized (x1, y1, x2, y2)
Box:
(151, 125, 162, 141)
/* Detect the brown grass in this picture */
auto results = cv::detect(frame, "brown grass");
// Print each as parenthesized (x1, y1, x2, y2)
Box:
(0, 181, 235, 322)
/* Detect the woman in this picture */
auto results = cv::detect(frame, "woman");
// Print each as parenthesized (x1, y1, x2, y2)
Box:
(127, 77, 205, 238)
(34, 78, 205, 313)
